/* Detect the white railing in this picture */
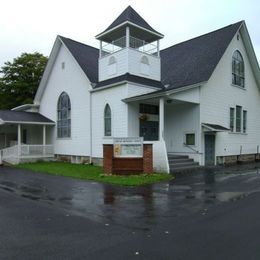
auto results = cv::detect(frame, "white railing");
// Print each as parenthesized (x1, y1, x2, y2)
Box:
(20, 145, 54, 158)
(101, 36, 158, 57)
(1, 145, 54, 164)
(1, 145, 19, 164)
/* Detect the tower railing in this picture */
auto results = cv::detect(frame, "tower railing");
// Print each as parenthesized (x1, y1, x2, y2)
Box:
(101, 36, 158, 57)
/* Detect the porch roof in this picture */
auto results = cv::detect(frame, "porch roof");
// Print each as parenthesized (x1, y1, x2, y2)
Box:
(0, 110, 55, 125)
(202, 123, 230, 132)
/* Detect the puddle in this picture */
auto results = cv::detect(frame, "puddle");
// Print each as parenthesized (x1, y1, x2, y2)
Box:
(216, 192, 247, 202)
(21, 194, 40, 201)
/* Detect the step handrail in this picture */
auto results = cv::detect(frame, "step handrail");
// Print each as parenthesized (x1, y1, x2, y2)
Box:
(183, 143, 199, 153)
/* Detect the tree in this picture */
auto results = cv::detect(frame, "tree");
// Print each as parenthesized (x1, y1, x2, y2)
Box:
(0, 52, 48, 109)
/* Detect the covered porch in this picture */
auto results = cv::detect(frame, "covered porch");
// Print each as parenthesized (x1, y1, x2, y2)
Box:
(0, 111, 55, 164)
(123, 86, 201, 172)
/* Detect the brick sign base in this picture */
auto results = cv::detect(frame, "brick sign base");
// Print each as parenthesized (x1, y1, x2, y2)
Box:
(103, 144, 153, 175)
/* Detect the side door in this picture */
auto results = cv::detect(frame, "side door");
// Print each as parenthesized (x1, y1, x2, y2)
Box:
(204, 134, 215, 165)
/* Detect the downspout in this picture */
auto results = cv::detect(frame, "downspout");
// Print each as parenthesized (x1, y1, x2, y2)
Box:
(89, 91, 93, 164)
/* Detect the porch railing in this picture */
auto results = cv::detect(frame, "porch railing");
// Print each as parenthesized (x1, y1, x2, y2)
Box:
(0, 145, 54, 165)
(1, 145, 19, 164)
(20, 145, 54, 158)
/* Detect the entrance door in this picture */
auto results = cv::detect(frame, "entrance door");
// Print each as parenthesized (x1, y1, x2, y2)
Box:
(140, 121, 159, 141)
(204, 134, 215, 165)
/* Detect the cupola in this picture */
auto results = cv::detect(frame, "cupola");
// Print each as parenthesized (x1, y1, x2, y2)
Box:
(96, 6, 164, 82)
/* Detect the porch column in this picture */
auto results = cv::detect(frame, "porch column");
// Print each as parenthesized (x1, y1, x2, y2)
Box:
(17, 124, 21, 157)
(43, 125, 46, 156)
(159, 98, 164, 141)
(126, 26, 130, 48)
(99, 40, 102, 58)
(157, 40, 160, 57)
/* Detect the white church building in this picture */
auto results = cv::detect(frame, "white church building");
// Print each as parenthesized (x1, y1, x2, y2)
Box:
(0, 6, 260, 173)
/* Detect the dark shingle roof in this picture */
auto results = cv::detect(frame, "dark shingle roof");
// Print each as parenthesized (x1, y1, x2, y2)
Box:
(60, 21, 243, 90)
(59, 36, 99, 83)
(202, 123, 230, 131)
(100, 6, 162, 36)
(161, 21, 243, 90)
(95, 73, 164, 89)
(0, 111, 54, 124)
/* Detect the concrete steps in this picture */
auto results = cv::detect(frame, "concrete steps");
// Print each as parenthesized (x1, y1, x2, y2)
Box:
(168, 153, 200, 173)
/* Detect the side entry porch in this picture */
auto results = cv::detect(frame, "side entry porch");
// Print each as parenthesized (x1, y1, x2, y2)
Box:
(0, 111, 55, 165)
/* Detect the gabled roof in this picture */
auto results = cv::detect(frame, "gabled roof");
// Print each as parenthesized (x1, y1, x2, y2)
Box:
(0, 110, 55, 125)
(59, 36, 99, 83)
(160, 21, 244, 90)
(35, 20, 260, 104)
(96, 6, 163, 40)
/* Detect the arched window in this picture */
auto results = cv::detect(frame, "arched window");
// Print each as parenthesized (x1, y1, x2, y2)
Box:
(232, 50, 245, 88)
(108, 56, 117, 75)
(104, 104, 111, 136)
(57, 92, 71, 138)
(141, 56, 149, 65)
(108, 56, 116, 65)
(140, 55, 150, 75)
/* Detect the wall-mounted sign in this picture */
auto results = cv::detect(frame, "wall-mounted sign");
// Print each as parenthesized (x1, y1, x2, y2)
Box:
(113, 137, 143, 158)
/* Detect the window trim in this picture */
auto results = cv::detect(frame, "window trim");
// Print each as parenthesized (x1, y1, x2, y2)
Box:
(57, 92, 71, 138)
(104, 104, 112, 137)
(184, 132, 196, 146)
(230, 107, 235, 132)
(235, 105, 242, 132)
(243, 110, 247, 133)
(232, 50, 245, 88)
(229, 105, 248, 134)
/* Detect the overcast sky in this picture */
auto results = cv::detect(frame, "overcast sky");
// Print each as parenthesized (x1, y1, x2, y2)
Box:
(0, 0, 259, 68)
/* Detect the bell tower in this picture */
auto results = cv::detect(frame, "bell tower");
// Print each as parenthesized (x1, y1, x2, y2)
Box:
(96, 6, 164, 82)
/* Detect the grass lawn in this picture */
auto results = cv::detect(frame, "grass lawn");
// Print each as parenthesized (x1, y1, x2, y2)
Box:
(16, 162, 172, 186)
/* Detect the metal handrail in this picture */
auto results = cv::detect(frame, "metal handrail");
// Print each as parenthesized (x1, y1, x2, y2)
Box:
(183, 143, 199, 153)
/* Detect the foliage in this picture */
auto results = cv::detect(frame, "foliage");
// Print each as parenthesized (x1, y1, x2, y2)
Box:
(16, 162, 172, 186)
(0, 52, 48, 109)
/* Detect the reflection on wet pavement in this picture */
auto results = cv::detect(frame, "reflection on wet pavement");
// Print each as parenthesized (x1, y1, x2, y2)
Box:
(1, 165, 260, 230)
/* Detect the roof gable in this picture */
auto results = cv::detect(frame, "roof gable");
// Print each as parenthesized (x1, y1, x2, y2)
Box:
(59, 36, 99, 83)
(160, 21, 243, 90)
(34, 36, 99, 104)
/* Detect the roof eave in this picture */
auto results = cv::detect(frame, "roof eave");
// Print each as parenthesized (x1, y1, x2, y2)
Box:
(239, 22, 260, 89)
(34, 36, 62, 105)
(12, 104, 39, 111)
(96, 21, 164, 41)
(2, 120, 55, 125)
(123, 81, 206, 102)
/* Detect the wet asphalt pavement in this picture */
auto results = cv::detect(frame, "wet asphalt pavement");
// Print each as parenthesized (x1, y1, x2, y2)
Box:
(1, 164, 260, 259)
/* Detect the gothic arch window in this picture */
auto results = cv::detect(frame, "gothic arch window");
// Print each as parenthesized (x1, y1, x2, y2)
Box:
(232, 50, 245, 88)
(104, 104, 112, 136)
(57, 92, 71, 138)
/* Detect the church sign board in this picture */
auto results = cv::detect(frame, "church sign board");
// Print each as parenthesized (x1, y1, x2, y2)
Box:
(113, 137, 143, 158)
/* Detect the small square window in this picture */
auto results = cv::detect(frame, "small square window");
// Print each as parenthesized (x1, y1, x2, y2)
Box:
(185, 133, 195, 146)
(61, 62, 65, 69)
